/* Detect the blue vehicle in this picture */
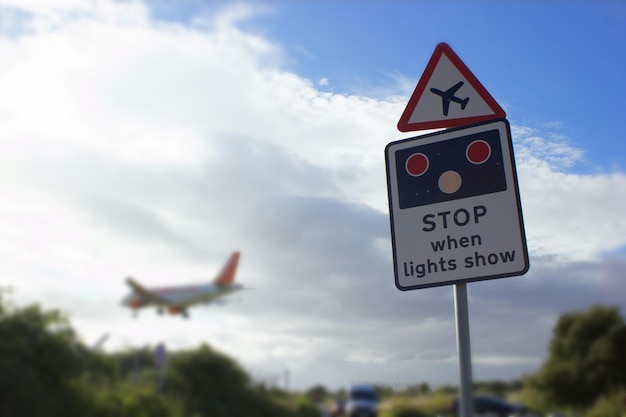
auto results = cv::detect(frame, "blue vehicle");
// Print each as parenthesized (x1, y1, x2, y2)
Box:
(345, 384, 378, 417)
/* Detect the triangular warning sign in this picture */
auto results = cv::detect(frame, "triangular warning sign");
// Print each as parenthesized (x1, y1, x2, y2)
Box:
(398, 43, 506, 132)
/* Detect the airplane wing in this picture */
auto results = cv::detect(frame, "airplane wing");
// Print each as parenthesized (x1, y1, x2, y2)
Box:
(429, 87, 453, 116)
(125, 277, 174, 305)
(447, 81, 464, 95)
(442, 99, 451, 116)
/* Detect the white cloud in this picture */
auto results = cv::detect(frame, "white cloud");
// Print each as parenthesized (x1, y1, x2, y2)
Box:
(191, 2, 274, 31)
(514, 127, 626, 260)
(474, 356, 541, 366)
(1, 0, 626, 391)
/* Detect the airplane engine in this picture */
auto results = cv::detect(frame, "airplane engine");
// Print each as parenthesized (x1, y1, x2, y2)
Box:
(167, 306, 189, 318)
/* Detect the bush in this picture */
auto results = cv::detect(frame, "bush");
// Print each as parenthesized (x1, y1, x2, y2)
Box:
(584, 390, 626, 417)
(390, 407, 431, 417)
(507, 385, 553, 416)
(384, 398, 434, 417)
(91, 385, 172, 417)
(295, 400, 320, 417)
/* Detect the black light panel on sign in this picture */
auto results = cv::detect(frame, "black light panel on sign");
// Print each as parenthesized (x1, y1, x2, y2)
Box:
(395, 129, 507, 209)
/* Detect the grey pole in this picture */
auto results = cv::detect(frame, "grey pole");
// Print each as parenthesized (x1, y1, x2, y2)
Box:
(454, 283, 474, 417)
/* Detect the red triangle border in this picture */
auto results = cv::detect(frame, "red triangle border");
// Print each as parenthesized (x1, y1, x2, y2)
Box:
(397, 43, 506, 132)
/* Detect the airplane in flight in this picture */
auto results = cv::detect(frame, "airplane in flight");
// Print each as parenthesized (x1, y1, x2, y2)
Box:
(121, 251, 243, 318)
(430, 81, 470, 116)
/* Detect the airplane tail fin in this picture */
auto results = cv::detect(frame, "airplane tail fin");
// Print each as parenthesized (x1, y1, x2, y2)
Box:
(461, 97, 470, 109)
(215, 252, 241, 286)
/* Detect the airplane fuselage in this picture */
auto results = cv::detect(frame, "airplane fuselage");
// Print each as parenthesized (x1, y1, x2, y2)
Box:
(430, 81, 470, 116)
(121, 282, 243, 311)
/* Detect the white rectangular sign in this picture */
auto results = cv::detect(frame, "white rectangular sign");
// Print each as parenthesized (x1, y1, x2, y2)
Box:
(385, 119, 529, 290)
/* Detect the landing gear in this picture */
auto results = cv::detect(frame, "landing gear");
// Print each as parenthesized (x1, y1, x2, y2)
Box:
(157, 307, 164, 315)
(181, 310, 189, 319)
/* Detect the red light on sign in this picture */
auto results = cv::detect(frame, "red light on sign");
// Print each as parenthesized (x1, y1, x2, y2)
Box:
(406, 153, 429, 177)
(466, 140, 491, 164)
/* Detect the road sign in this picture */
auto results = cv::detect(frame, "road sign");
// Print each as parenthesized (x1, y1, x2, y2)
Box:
(385, 119, 528, 290)
(398, 43, 506, 132)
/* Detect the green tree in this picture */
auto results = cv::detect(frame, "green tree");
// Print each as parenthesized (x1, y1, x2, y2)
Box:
(110, 346, 157, 378)
(473, 379, 522, 398)
(401, 382, 432, 396)
(374, 383, 394, 399)
(584, 389, 626, 417)
(418, 382, 431, 395)
(92, 385, 172, 417)
(531, 304, 626, 409)
(0, 291, 107, 416)
(434, 384, 458, 394)
(306, 384, 328, 403)
(166, 344, 292, 417)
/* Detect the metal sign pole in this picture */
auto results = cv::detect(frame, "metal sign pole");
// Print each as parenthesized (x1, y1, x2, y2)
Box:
(454, 283, 474, 417)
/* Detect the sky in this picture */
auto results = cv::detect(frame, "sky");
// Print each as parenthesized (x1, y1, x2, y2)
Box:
(1, 0, 626, 391)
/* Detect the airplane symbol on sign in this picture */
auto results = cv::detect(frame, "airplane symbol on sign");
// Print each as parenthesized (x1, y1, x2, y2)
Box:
(430, 81, 470, 116)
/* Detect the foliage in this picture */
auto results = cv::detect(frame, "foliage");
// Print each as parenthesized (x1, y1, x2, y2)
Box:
(305, 383, 328, 402)
(0, 291, 315, 417)
(473, 379, 523, 398)
(584, 389, 626, 417)
(91, 385, 172, 417)
(374, 383, 396, 400)
(270, 392, 320, 417)
(390, 409, 432, 417)
(5, 289, 624, 417)
(0, 291, 105, 416)
(382, 398, 434, 417)
(416, 382, 431, 395)
(507, 384, 553, 415)
(530, 304, 626, 409)
(414, 390, 455, 415)
(291, 396, 321, 417)
(433, 384, 458, 394)
(109, 346, 158, 378)
(166, 344, 294, 417)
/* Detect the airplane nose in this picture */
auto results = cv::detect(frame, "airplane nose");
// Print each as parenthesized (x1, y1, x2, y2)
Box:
(121, 294, 132, 306)
(121, 295, 143, 309)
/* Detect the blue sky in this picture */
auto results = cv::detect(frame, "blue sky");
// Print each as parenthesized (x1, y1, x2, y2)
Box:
(254, 1, 626, 170)
(145, 1, 626, 171)
(152, 0, 626, 170)
(1, 0, 625, 391)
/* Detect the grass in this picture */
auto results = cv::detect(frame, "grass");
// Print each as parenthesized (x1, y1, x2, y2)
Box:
(379, 392, 455, 417)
